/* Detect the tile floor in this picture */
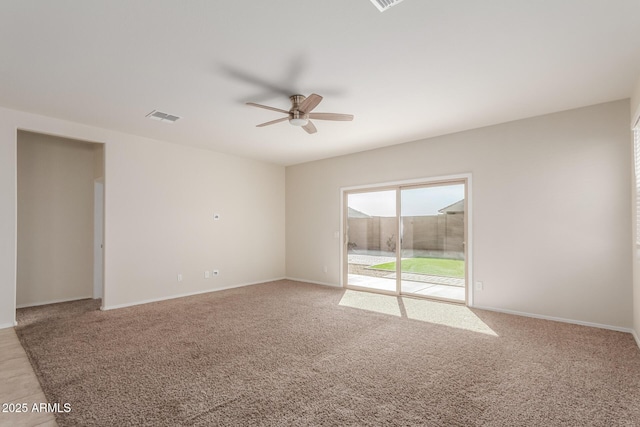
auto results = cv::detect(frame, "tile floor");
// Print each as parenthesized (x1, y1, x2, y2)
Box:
(0, 328, 57, 427)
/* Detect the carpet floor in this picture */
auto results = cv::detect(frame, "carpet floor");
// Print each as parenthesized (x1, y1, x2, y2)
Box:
(15, 280, 640, 426)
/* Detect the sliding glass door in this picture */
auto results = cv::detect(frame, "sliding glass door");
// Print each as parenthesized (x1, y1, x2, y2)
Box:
(344, 180, 467, 303)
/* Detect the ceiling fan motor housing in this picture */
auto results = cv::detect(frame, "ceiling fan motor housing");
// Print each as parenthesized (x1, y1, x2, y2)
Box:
(289, 95, 309, 126)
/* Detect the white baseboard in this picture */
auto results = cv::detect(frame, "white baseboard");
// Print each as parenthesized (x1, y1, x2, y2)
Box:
(285, 277, 340, 288)
(16, 295, 94, 309)
(0, 321, 17, 330)
(101, 277, 286, 311)
(473, 304, 634, 334)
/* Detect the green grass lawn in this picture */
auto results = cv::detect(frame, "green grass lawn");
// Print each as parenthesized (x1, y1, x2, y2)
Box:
(369, 257, 465, 278)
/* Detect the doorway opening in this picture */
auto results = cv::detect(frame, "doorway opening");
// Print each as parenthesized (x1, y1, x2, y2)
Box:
(343, 177, 469, 304)
(16, 130, 105, 310)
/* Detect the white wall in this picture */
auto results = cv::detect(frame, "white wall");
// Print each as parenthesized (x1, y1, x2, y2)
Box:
(0, 113, 17, 328)
(17, 132, 97, 307)
(104, 128, 285, 308)
(286, 100, 632, 329)
(0, 106, 285, 326)
(0, 100, 632, 331)
(631, 74, 640, 341)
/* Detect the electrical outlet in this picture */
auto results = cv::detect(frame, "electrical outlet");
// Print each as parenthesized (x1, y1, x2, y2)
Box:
(177, 274, 183, 282)
(475, 281, 483, 291)
(204, 271, 210, 279)
(213, 270, 219, 276)
(213, 213, 220, 221)
(323, 265, 328, 273)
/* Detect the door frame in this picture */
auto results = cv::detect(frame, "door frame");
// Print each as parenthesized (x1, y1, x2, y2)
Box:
(93, 177, 105, 299)
(340, 173, 473, 306)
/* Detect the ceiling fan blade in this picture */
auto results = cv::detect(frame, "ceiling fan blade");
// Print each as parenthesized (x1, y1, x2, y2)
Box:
(298, 94, 323, 114)
(302, 120, 317, 134)
(308, 112, 354, 121)
(256, 116, 289, 127)
(246, 102, 290, 115)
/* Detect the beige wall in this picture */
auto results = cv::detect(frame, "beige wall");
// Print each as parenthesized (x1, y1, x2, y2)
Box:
(0, 105, 285, 326)
(632, 75, 640, 127)
(286, 100, 632, 329)
(17, 131, 98, 306)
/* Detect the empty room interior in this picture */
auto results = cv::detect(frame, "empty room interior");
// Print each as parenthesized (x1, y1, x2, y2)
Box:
(1, 1, 640, 426)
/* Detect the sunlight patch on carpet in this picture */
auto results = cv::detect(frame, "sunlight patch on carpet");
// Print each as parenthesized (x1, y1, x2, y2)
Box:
(339, 290, 497, 336)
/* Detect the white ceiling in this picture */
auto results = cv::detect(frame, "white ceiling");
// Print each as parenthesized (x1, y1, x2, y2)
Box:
(1, 1, 639, 165)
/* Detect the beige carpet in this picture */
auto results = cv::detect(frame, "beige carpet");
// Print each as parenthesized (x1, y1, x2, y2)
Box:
(15, 280, 640, 426)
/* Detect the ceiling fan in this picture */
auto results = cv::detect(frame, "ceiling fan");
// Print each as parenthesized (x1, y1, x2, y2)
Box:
(246, 94, 354, 134)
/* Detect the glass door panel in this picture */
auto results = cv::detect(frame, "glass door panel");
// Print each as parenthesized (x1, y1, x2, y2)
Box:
(346, 190, 398, 293)
(400, 184, 466, 302)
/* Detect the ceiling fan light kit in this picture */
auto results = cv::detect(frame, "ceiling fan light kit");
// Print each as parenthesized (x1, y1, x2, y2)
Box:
(247, 93, 354, 135)
(289, 117, 309, 127)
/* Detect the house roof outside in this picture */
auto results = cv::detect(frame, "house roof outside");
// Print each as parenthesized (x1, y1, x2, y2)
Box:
(438, 200, 465, 214)
(348, 207, 371, 218)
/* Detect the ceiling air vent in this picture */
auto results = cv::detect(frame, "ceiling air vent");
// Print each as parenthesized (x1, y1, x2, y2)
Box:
(369, 0, 405, 12)
(146, 110, 181, 123)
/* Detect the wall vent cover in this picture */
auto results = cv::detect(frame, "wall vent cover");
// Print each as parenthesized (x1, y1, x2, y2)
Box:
(146, 110, 181, 123)
(369, 0, 405, 12)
